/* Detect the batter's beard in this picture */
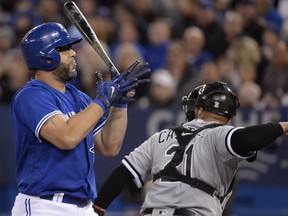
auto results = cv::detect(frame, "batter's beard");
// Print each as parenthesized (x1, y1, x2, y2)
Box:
(53, 62, 77, 82)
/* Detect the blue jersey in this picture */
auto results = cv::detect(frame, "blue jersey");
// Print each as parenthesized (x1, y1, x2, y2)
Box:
(10, 79, 105, 200)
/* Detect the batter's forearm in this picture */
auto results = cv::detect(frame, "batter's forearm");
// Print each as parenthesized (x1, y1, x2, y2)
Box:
(95, 107, 127, 156)
(40, 103, 104, 150)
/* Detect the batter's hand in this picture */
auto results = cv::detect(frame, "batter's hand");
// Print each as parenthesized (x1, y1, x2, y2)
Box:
(93, 72, 118, 112)
(111, 60, 151, 107)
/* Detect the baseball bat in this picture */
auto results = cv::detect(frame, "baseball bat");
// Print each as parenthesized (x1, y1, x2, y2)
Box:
(63, 1, 120, 76)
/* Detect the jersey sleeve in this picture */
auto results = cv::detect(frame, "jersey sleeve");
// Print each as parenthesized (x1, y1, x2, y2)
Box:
(121, 134, 157, 188)
(12, 87, 62, 140)
(92, 117, 107, 136)
(74, 86, 107, 136)
(209, 126, 256, 161)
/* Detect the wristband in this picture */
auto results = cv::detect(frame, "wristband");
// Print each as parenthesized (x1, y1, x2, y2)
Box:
(93, 99, 107, 112)
(112, 103, 128, 108)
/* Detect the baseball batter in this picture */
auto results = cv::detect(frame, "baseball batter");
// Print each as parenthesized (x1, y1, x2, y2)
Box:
(10, 22, 150, 216)
(93, 82, 288, 216)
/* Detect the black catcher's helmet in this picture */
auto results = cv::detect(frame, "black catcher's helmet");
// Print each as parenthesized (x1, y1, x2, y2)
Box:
(182, 82, 239, 121)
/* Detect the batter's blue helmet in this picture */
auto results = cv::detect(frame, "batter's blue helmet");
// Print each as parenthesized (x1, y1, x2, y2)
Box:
(21, 22, 82, 71)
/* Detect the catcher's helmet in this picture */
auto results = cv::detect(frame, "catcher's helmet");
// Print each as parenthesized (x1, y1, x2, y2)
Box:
(182, 82, 239, 121)
(21, 22, 82, 71)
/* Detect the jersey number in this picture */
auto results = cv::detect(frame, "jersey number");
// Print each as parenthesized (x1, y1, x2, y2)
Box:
(164, 144, 194, 177)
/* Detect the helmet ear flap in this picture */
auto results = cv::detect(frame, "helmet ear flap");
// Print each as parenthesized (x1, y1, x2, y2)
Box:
(38, 49, 61, 71)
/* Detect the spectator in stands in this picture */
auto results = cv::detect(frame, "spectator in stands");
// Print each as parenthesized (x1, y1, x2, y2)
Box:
(164, 40, 190, 90)
(255, 0, 283, 36)
(0, 25, 15, 53)
(110, 20, 146, 63)
(0, 49, 31, 103)
(168, 0, 199, 39)
(238, 63, 258, 83)
(114, 42, 145, 73)
(235, 0, 266, 45)
(196, 0, 226, 59)
(225, 35, 261, 66)
(237, 81, 262, 109)
(176, 61, 221, 105)
(145, 18, 172, 72)
(221, 11, 245, 57)
(128, 0, 158, 45)
(136, 68, 176, 109)
(165, 39, 198, 105)
(182, 26, 213, 75)
(68, 0, 114, 44)
(236, 63, 262, 109)
(75, 41, 110, 98)
(113, 42, 146, 99)
(260, 40, 288, 108)
(36, 0, 66, 26)
(112, 3, 134, 25)
(257, 24, 281, 85)
(214, 0, 233, 23)
(217, 56, 240, 91)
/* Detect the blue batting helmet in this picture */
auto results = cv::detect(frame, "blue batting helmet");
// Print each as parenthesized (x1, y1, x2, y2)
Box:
(21, 22, 82, 71)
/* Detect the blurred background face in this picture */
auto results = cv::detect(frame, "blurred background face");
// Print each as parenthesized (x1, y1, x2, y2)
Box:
(197, 5, 215, 25)
(150, 84, 174, 104)
(4, 50, 30, 91)
(148, 19, 171, 45)
(271, 41, 288, 68)
(199, 61, 220, 83)
(114, 42, 144, 71)
(183, 27, 204, 55)
(223, 11, 243, 39)
(119, 21, 139, 42)
(165, 41, 187, 79)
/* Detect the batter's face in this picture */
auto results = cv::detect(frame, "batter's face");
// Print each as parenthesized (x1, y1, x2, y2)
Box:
(53, 45, 77, 82)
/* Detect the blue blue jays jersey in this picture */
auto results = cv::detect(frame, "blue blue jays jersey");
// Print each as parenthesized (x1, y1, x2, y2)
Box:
(10, 79, 106, 200)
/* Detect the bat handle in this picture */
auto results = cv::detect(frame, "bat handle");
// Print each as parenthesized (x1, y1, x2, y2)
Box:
(109, 66, 120, 79)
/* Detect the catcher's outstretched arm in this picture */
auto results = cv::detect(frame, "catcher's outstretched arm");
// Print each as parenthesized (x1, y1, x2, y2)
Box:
(230, 123, 283, 155)
(94, 164, 134, 210)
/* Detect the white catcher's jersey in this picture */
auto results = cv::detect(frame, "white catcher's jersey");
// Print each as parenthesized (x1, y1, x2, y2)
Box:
(122, 119, 255, 216)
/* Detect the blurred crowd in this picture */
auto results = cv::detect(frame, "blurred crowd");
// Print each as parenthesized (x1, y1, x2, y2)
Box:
(1, 0, 288, 110)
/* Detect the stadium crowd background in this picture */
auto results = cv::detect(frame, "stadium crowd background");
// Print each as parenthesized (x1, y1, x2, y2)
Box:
(1, 0, 288, 215)
(1, 0, 288, 109)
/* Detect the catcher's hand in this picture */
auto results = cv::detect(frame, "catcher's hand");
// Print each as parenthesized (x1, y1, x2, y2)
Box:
(93, 204, 105, 216)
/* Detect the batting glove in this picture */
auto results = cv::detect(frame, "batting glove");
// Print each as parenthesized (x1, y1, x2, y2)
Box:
(110, 60, 151, 108)
(93, 72, 119, 112)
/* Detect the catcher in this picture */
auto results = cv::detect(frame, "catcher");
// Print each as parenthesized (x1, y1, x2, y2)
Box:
(93, 81, 288, 216)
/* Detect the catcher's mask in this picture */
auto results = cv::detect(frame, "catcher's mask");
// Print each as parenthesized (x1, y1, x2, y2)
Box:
(21, 22, 82, 71)
(182, 82, 239, 121)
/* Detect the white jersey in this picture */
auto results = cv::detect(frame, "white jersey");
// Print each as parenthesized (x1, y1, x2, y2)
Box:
(122, 119, 255, 216)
